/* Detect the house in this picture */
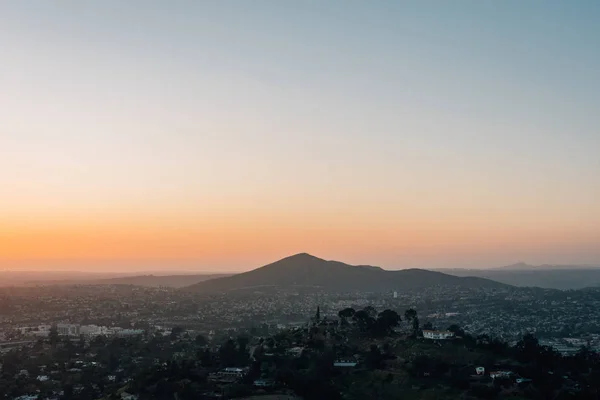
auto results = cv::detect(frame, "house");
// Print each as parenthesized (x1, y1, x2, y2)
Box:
(219, 367, 246, 378)
(285, 347, 304, 357)
(254, 379, 275, 387)
(490, 371, 512, 379)
(334, 360, 358, 367)
(422, 330, 454, 340)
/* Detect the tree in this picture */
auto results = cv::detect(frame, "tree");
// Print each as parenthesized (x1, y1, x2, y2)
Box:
(236, 336, 250, 364)
(447, 324, 465, 337)
(0, 350, 21, 376)
(352, 310, 375, 333)
(363, 306, 377, 318)
(365, 344, 384, 369)
(404, 308, 417, 321)
(515, 333, 540, 363)
(63, 383, 74, 400)
(338, 308, 355, 327)
(195, 334, 207, 346)
(170, 326, 184, 340)
(404, 309, 419, 336)
(198, 349, 214, 368)
(219, 339, 239, 367)
(49, 325, 59, 351)
(224, 383, 252, 398)
(338, 308, 356, 319)
(373, 309, 401, 336)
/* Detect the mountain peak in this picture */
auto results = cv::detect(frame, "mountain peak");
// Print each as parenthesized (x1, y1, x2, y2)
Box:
(497, 262, 537, 270)
(282, 253, 323, 262)
(185, 254, 507, 292)
(264, 253, 327, 269)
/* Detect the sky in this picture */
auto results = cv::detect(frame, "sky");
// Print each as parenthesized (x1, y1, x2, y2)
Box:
(1, 1, 599, 272)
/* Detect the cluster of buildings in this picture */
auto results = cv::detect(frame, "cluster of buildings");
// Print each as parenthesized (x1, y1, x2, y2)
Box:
(17, 324, 144, 338)
(422, 330, 455, 340)
(540, 336, 600, 355)
(2, 278, 600, 355)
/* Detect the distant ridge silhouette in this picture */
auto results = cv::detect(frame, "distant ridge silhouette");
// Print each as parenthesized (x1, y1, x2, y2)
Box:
(6, 273, 232, 288)
(184, 253, 507, 292)
(492, 262, 599, 271)
(439, 263, 600, 289)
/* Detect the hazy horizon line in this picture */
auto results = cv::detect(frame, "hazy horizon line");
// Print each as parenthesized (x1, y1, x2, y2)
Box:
(2, 259, 599, 275)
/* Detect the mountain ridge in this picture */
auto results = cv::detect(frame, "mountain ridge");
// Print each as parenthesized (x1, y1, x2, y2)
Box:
(0, 273, 232, 288)
(184, 253, 507, 292)
(491, 262, 600, 271)
(436, 266, 600, 289)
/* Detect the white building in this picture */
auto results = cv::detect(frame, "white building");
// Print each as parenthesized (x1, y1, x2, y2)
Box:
(115, 329, 144, 337)
(79, 325, 109, 336)
(422, 330, 454, 340)
(490, 371, 512, 379)
(285, 347, 304, 357)
(334, 360, 358, 367)
(219, 367, 246, 378)
(253, 379, 275, 387)
(26, 325, 52, 337)
(56, 324, 79, 336)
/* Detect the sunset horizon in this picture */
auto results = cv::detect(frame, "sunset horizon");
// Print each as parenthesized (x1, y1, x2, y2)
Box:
(2, 3, 600, 396)
(2, 1, 599, 273)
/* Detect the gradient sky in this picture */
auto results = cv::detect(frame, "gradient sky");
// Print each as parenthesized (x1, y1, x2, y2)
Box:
(1, 1, 599, 272)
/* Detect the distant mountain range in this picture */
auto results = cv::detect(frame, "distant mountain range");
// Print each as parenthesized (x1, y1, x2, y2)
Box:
(437, 264, 600, 290)
(185, 253, 507, 293)
(490, 262, 600, 271)
(88, 274, 232, 287)
(6, 258, 597, 291)
(0, 272, 231, 288)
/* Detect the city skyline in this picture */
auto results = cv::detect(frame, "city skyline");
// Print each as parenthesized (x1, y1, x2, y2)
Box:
(2, 1, 599, 272)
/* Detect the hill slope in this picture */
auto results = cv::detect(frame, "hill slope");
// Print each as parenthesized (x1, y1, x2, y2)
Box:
(185, 253, 507, 293)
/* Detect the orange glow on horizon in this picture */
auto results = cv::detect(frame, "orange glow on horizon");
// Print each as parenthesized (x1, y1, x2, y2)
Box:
(2, 210, 598, 272)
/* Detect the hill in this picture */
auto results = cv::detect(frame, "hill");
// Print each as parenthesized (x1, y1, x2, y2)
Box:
(185, 253, 507, 293)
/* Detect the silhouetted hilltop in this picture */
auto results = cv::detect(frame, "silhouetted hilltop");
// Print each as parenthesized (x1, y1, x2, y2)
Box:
(185, 253, 507, 292)
(494, 262, 537, 270)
